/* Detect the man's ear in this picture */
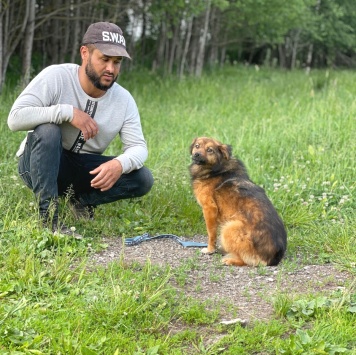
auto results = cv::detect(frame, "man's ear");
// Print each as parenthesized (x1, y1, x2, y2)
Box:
(80, 45, 90, 62)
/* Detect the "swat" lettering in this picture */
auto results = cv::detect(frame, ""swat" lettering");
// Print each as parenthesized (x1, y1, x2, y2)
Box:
(102, 31, 126, 46)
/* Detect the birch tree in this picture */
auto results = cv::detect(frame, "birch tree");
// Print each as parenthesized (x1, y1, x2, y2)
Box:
(21, 0, 36, 86)
(195, 0, 211, 77)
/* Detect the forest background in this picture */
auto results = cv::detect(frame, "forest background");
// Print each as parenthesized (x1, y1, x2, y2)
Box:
(1, 0, 356, 91)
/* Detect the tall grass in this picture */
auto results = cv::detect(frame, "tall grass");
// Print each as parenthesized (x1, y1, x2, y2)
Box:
(0, 66, 355, 353)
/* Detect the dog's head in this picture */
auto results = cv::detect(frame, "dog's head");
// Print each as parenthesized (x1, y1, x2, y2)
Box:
(190, 137, 232, 166)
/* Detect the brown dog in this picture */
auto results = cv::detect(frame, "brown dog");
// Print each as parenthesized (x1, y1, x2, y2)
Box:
(189, 137, 287, 266)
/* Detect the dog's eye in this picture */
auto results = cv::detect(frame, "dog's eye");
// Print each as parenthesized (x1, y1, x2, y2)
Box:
(207, 147, 213, 153)
(195, 144, 199, 148)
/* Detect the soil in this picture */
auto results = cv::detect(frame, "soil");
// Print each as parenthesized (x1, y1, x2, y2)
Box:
(90, 234, 353, 324)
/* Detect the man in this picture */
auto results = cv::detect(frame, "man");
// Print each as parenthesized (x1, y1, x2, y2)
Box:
(7, 22, 154, 237)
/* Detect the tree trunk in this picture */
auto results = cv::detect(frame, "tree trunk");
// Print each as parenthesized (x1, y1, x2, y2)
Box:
(0, 0, 29, 92)
(208, 6, 220, 68)
(220, 31, 227, 67)
(167, 21, 180, 75)
(195, 0, 211, 77)
(263, 47, 271, 67)
(0, 1, 4, 91)
(70, 0, 81, 63)
(140, 0, 148, 67)
(278, 44, 286, 68)
(174, 19, 183, 76)
(179, 17, 193, 78)
(163, 35, 170, 74)
(305, 43, 313, 74)
(188, 19, 198, 75)
(152, 21, 166, 72)
(306, 0, 321, 72)
(58, 0, 71, 63)
(21, 0, 36, 86)
(291, 29, 301, 70)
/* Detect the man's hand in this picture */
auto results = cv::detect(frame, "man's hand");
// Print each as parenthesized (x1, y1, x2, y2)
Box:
(71, 107, 99, 140)
(90, 159, 123, 191)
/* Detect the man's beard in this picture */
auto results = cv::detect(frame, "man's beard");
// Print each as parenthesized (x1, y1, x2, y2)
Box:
(85, 59, 117, 91)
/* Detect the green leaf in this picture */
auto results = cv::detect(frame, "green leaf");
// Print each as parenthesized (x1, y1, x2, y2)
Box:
(81, 347, 98, 355)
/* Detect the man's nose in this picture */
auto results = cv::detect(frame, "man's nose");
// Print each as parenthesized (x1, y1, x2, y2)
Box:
(105, 61, 115, 72)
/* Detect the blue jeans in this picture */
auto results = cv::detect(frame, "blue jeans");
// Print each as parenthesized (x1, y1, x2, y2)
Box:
(18, 124, 154, 219)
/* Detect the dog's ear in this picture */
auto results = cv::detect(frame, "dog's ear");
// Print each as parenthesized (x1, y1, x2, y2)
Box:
(219, 144, 232, 160)
(189, 138, 197, 154)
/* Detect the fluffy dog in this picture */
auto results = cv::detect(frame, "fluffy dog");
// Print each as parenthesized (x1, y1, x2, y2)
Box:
(189, 137, 287, 266)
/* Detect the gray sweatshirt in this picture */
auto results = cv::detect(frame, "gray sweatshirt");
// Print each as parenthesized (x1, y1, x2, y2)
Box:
(7, 63, 148, 174)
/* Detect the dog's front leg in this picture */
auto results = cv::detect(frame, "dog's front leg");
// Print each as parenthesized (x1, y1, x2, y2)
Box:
(201, 202, 219, 254)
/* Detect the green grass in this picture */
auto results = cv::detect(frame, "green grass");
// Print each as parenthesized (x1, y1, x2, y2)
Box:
(0, 66, 355, 354)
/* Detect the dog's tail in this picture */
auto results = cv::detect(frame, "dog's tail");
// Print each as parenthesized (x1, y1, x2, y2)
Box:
(268, 248, 285, 266)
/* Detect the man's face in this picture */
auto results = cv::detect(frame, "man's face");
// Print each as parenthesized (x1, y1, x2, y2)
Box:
(85, 48, 122, 91)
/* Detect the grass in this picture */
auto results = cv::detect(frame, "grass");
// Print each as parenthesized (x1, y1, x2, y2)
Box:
(0, 66, 355, 354)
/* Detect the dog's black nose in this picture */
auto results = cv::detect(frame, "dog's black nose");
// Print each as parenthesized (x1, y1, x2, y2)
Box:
(194, 152, 201, 158)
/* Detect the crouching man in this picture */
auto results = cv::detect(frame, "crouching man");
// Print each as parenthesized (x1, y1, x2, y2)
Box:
(7, 22, 154, 237)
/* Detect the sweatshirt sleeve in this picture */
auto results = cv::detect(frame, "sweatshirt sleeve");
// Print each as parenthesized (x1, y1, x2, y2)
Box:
(7, 66, 74, 132)
(114, 95, 148, 173)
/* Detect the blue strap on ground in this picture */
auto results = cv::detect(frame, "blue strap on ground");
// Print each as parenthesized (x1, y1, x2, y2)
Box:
(124, 233, 207, 248)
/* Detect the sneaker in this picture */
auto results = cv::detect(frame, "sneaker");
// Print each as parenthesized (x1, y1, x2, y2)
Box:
(52, 222, 84, 240)
(69, 199, 95, 220)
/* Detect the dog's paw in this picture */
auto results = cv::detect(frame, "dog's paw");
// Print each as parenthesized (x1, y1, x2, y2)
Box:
(201, 247, 216, 255)
(221, 258, 234, 266)
(221, 255, 246, 267)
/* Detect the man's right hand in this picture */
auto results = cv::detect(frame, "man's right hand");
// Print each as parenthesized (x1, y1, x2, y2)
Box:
(71, 107, 99, 140)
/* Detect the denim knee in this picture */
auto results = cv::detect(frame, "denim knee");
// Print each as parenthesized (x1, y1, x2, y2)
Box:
(131, 167, 154, 197)
(33, 123, 62, 151)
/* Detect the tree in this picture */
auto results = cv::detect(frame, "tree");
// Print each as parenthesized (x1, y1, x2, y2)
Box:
(1, 0, 356, 92)
(302, 0, 356, 67)
(22, 0, 36, 86)
(195, 0, 211, 76)
(0, 0, 30, 91)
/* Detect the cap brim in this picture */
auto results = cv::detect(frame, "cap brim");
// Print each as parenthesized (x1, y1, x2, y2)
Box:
(94, 43, 131, 59)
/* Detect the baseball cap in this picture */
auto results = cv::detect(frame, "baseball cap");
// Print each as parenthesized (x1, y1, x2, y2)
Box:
(82, 22, 131, 59)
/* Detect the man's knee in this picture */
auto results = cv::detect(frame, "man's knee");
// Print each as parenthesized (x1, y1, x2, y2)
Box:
(32, 123, 61, 150)
(133, 167, 154, 197)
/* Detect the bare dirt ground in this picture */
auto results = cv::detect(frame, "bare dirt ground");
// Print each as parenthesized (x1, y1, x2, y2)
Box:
(91, 234, 353, 324)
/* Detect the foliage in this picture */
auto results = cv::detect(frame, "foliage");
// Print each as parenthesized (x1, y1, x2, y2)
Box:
(2, 0, 356, 92)
(301, 0, 356, 65)
(275, 288, 356, 354)
(227, 0, 312, 43)
(279, 329, 349, 354)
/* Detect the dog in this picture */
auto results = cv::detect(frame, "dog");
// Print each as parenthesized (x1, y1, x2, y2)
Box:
(189, 137, 287, 266)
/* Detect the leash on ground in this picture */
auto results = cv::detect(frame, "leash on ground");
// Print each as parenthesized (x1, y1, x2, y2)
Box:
(124, 233, 207, 248)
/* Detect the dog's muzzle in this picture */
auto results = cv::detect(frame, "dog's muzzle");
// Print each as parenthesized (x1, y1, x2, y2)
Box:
(191, 152, 206, 164)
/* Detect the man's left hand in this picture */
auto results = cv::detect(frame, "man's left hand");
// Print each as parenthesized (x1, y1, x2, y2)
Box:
(90, 159, 123, 191)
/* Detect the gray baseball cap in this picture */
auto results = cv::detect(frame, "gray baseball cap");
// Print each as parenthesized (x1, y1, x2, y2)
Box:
(82, 22, 131, 59)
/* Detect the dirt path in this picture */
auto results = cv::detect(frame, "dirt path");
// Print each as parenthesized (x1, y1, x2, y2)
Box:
(91, 234, 352, 323)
